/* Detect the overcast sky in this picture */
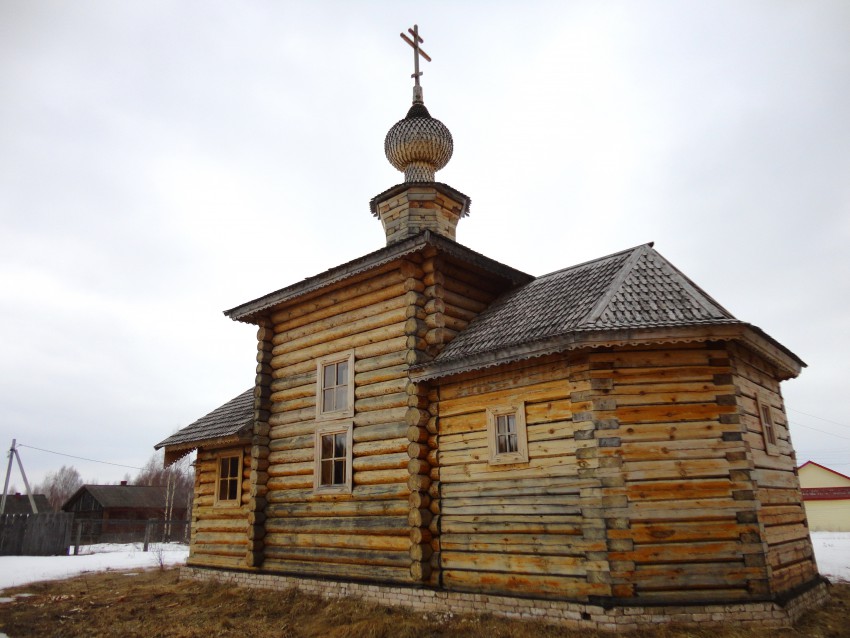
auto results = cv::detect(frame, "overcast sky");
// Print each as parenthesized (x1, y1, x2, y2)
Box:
(1, 1, 849, 490)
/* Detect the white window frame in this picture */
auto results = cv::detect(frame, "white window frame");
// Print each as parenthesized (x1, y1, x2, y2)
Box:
(215, 453, 242, 506)
(486, 402, 529, 465)
(315, 351, 355, 421)
(756, 395, 780, 456)
(313, 422, 353, 494)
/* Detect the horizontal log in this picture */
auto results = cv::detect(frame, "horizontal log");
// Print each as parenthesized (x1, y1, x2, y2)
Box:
(353, 436, 409, 457)
(355, 467, 409, 485)
(442, 566, 609, 596)
(608, 520, 757, 544)
(352, 451, 408, 472)
(353, 406, 408, 427)
(270, 371, 316, 393)
(353, 422, 408, 443)
(264, 515, 408, 535)
(441, 533, 606, 556)
(270, 268, 405, 328)
(262, 557, 411, 583)
(266, 483, 409, 503)
(273, 306, 409, 356)
(355, 392, 409, 413)
(353, 351, 408, 374)
(274, 294, 408, 346)
(266, 499, 407, 518)
(271, 323, 407, 367)
(355, 377, 408, 399)
(440, 475, 592, 498)
(265, 537, 410, 567)
(264, 532, 409, 552)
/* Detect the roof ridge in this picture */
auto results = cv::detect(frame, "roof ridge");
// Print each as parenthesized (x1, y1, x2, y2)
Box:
(582, 244, 650, 326)
(648, 250, 737, 319)
(534, 242, 654, 279)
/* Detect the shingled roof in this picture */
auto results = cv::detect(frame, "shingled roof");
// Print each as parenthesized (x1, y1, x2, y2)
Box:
(412, 243, 802, 380)
(1, 493, 50, 514)
(155, 389, 254, 452)
(63, 484, 169, 511)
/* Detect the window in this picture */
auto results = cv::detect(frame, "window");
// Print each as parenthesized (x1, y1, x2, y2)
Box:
(314, 422, 353, 493)
(487, 402, 529, 465)
(756, 395, 780, 456)
(316, 351, 355, 420)
(216, 454, 242, 505)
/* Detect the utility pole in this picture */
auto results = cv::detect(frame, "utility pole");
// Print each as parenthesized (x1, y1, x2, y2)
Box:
(1, 439, 38, 514)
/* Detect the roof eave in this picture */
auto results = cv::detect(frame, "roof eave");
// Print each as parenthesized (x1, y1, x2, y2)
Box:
(154, 429, 252, 467)
(411, 322, 804, 382)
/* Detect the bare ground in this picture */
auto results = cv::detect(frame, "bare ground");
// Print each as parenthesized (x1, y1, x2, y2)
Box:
(0, 569, 848, 638)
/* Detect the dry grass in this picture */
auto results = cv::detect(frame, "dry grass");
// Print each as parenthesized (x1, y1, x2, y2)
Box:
(0, 569, 848, 638)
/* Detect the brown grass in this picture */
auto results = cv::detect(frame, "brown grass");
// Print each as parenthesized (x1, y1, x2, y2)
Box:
(0, 569, 848, 638)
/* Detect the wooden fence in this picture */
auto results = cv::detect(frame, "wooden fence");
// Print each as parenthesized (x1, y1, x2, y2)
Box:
(0, 512, 73, 556)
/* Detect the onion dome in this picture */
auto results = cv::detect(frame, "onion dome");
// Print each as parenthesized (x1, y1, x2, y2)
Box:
(384, 99, 453, 183)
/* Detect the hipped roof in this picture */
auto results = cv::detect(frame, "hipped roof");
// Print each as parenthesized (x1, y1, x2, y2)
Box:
(411, 243, 805, 380)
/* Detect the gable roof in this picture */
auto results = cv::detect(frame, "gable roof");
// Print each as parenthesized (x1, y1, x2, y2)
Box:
(412, 243, 803, 380)
(224, 230, 531, 323)
(1, 494, 50, 514)
(62, 484, 170, 511)
(155, 389, 254, 452)
(799, 461, 850, 483)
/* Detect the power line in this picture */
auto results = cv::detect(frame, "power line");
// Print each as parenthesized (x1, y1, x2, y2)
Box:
(788, 408, 849, 429)
(16, 444, 143, 470)
(790, 421, 850, 442)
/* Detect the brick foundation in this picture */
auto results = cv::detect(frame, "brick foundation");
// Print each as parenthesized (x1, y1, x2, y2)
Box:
(180, 566, 829, 632)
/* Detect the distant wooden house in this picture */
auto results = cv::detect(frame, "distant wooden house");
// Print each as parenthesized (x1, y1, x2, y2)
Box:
(155, 76, 825, 629)
(62, 483, 187, 542)
(1, 494, 50, 514)
(799, 461, 850, 532)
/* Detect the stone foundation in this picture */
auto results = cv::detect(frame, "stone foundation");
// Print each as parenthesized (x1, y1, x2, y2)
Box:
(180, 566, 829, 632)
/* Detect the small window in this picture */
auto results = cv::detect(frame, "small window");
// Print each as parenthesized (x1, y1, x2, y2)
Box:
(487, 403, 529, 465)
(314, 423, 353, 493)
(756, 395, 780, 456)
(216, 454, 242, 505)
(316, 351, 355, 420)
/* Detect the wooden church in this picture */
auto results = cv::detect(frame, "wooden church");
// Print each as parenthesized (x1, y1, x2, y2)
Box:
(156, 28, 826, 630)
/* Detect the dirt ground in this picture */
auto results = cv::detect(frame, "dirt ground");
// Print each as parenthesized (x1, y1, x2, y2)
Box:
(0, 569, 848, 638)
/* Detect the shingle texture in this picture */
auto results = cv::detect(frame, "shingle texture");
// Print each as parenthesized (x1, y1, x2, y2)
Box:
(155, 389, 253, 450)
(433, 244, 739, 364)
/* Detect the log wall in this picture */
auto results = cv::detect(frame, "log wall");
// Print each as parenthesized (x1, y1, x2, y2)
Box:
(436, 354, 610, 600)
(590, 342, 771, 602)
(728, 342, 818, 594)
(188, 445, 251, 569)
(434, 341, 818, 604)
(258, 255, 510, 584)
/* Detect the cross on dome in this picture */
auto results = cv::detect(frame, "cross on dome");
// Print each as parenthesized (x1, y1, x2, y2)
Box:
(400, 24, 431, 103)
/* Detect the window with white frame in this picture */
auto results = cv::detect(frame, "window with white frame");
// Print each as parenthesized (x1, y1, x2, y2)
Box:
(756, 395, 780, 456)
(486, 402, 529, 465)
(316, 351, 355, 420)
(314, 422, 353, 493)
(216, 454, 242, 505)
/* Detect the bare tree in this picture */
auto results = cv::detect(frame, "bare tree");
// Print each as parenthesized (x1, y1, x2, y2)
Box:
(34, 465, 84, 511)
(134, 451, 194, 521)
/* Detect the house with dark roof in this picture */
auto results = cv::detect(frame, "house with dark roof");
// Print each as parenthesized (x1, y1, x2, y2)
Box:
(62, 483, 187, 542)
(155, 46, 824, 629)
(1, 493, 50, 515)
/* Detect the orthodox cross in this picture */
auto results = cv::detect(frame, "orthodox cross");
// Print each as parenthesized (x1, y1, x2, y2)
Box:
(400, 24, 431, 88)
